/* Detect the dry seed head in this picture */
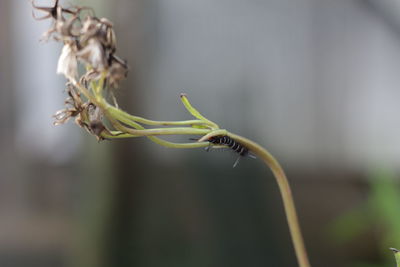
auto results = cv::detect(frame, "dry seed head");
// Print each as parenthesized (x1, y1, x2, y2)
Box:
(33, 1, 128, 139)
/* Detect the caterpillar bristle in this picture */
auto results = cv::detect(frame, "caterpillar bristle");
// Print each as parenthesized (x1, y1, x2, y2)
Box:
(233, 156, 241, 168)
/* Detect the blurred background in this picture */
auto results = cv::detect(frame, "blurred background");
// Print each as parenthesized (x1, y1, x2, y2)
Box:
(2, 0, 400, 266)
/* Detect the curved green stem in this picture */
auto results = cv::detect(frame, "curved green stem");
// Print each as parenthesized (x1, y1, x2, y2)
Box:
(108, 123, 210, 137)
(103, 131, 138, 138)
(104, 111, 211, 149)
(102, 130, 209, 148)
(228, 132, 310, 267)
(120, 125, 207, 136)
(108, 117, 210, 148)
(107, 104, 210, 127)
(104, 106, 211, 141)
(180, 94, 219, 129)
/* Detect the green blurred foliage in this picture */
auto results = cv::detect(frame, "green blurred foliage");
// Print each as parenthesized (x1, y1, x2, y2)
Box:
(328, 168, 400, 267)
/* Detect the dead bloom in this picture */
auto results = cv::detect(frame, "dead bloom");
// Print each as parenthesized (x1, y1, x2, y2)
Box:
(57, 43, 78, 80)
(34, 1, 128, 139)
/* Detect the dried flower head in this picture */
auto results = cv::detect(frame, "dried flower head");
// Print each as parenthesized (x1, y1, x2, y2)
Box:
(33, 0, 129, 140)
(32, 0, 128, 85)
(53, 83, 86, 126)
(53, 83, 111, 141)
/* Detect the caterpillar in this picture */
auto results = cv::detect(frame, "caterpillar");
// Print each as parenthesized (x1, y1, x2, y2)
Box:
(206, 135, 254, 167)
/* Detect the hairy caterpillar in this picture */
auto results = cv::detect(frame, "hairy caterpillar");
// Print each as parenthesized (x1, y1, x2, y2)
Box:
(206, 135, 255, 167)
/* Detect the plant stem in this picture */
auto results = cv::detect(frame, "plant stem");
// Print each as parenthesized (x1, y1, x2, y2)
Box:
(103, 115, 211, 148)
(391, 248, 400, 267)
(106, 104, 209, 127)
(228, 132, 310, 267)
(180, 93, 219, 129)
